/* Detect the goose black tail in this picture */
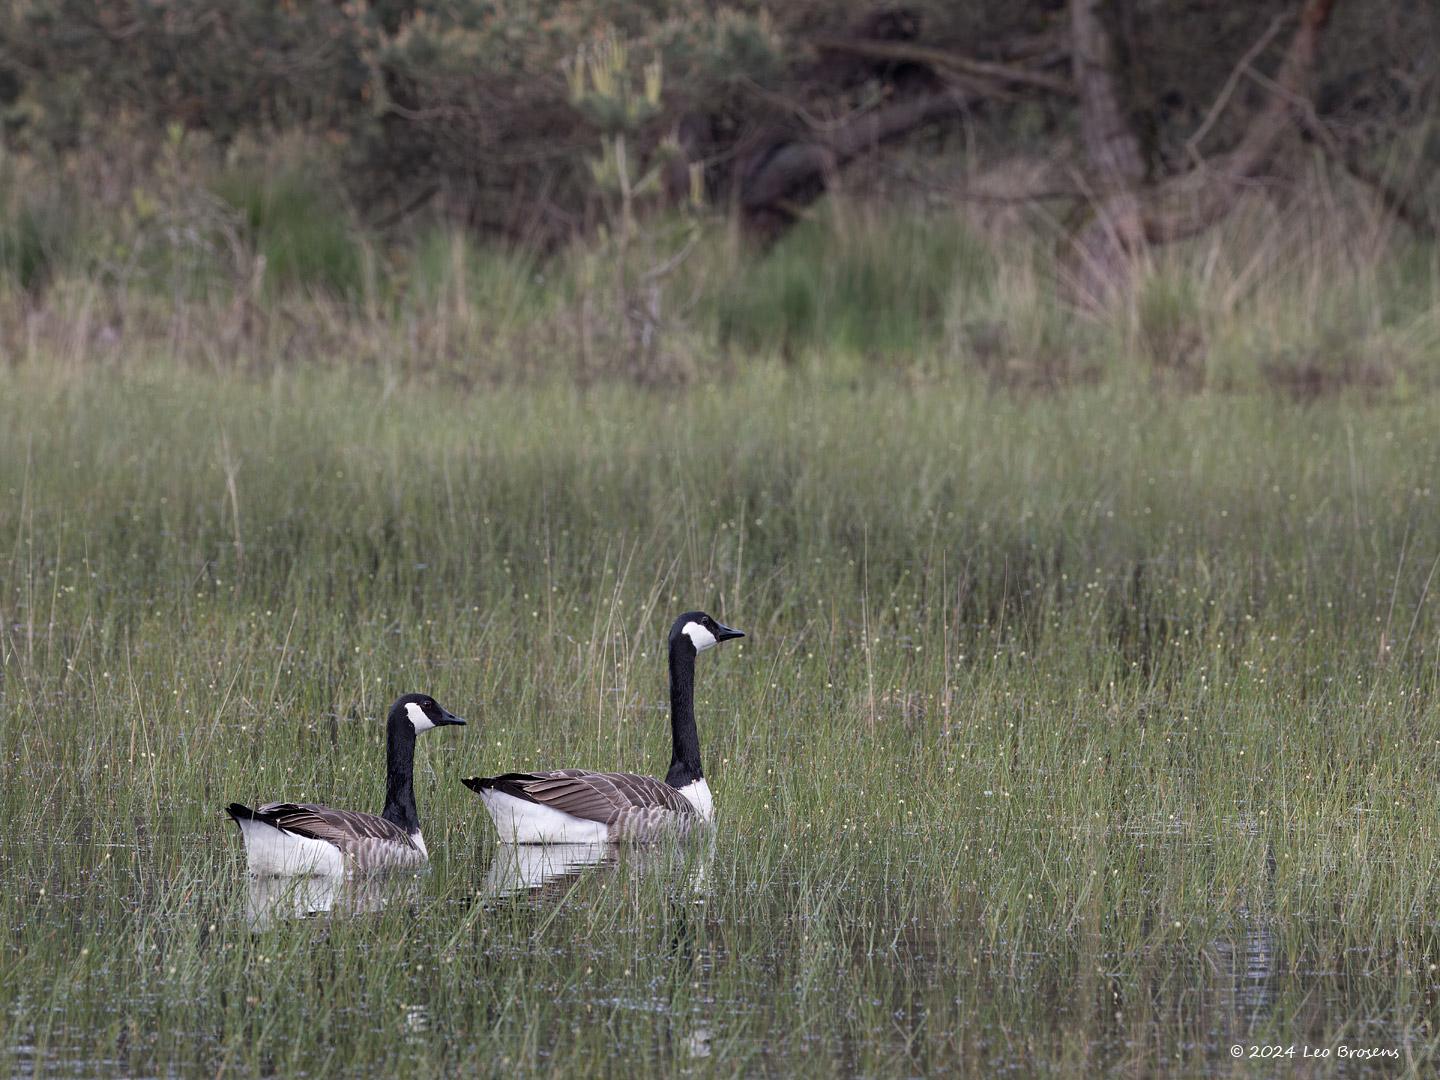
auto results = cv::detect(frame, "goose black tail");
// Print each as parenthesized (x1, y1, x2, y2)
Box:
(461, 774, 537, 801)
(225, 802, 258, 822)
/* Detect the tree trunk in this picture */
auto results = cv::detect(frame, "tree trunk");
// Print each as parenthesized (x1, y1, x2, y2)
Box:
(1069, 0, 1148, 295)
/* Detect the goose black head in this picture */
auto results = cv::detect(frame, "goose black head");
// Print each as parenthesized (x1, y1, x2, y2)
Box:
(391, 693, 466, 735)
(669, 611, 745, 654)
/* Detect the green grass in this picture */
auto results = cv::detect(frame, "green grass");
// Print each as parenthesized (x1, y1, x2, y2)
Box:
(709, 209, 995, 359)
(3, 358, 1440, 1075)
(212, 167, 368, 299)
(0, 172, 78, 292)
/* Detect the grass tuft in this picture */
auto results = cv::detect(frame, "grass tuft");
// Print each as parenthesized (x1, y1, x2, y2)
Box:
(213, 167, 367, 298)
(710, 208, 994, 359)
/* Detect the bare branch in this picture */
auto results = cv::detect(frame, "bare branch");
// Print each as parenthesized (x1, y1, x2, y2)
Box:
(1218, 0, 1338, 180)
(1184, 14, 1288, 167)
(1141, 0, 1340, 244)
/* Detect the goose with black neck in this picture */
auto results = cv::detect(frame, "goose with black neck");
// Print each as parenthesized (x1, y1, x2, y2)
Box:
(462, 611, 743, 843)
(227, 693, 466, 875)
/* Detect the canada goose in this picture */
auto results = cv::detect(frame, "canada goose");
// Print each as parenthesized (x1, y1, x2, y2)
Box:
(462, 611, 742, 843)
(226, 693, 465, 876)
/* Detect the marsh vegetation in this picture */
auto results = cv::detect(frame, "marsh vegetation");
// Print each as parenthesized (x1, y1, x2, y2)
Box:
(3, 358, 1440, 1075)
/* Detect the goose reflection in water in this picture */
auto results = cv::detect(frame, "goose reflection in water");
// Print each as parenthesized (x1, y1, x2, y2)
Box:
(477, 839, 718, 1061)
(481, 842, 614, 897)
(244, 871, 420, 929)
(479, 836, 715, 900)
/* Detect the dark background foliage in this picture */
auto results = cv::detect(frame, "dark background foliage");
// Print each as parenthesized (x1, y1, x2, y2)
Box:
(2, 1, 1433, 242)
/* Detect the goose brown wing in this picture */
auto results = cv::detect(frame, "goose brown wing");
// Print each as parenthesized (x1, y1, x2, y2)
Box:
(471, 771, 695, 825)
(254, 802, 419, 852)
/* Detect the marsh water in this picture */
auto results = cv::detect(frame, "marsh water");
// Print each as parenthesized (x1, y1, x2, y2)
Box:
(4, 821, 1427, 1078)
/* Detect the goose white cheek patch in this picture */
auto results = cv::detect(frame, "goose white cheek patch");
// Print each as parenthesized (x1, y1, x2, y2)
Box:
(682, 622, 718, 652)
(406, 702, 436, 733)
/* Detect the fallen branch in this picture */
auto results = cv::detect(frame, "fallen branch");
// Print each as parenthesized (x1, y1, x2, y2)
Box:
(878, 161, 1084, 204)
(738, 90, 971, 216)
(812, 36, 1074, 96)
(370, 182, 439, 231)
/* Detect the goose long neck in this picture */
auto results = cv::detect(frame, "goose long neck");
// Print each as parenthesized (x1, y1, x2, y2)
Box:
(666, 640, 702, 788)
(381, 721, 420, 834)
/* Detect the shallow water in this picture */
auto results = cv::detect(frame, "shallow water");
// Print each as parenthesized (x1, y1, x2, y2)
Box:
(3, 825, 1430, 1078)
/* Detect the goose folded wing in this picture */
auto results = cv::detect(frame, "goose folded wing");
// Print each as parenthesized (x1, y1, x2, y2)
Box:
(493, 771, 696, 825)
(255, 802, 418, 852)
